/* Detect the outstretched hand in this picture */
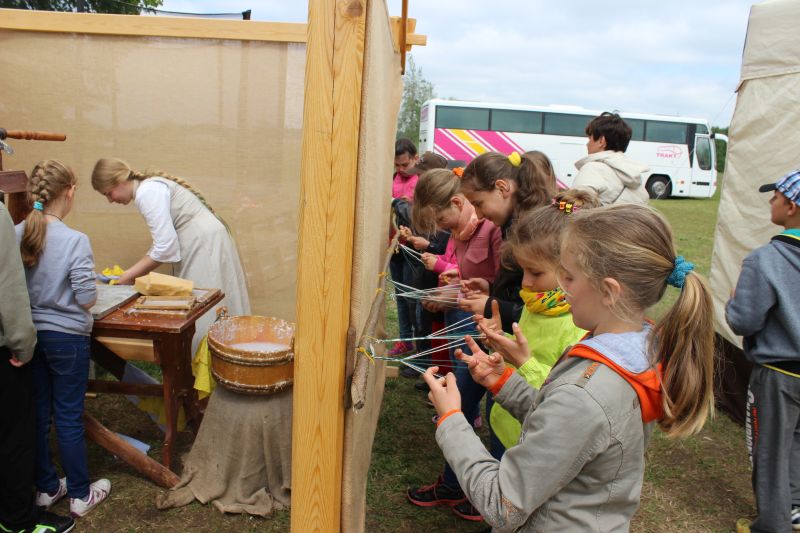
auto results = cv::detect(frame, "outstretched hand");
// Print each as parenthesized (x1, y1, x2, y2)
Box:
(461, 277, 490, 296)
(479, 321, 531, 368)
(455, 336, 506, 389)
(422, 367, 461, 417)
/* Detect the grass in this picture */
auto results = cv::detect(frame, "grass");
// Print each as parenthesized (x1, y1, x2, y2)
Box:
(73, 179, 753, 532)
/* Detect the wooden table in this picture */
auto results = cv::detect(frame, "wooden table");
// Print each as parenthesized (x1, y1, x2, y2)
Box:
(89, 288, 224, 472)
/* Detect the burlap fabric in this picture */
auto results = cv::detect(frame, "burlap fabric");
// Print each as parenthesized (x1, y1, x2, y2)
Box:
(156, 386, 292, 516)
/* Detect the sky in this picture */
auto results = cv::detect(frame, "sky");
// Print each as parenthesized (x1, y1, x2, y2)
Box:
(157, 0, 755, 127)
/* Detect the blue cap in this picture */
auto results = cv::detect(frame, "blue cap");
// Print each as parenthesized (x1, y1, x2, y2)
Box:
(759, 169, 800, 202)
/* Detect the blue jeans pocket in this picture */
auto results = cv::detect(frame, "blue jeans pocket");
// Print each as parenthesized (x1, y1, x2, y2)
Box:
(40, 343, 79, 376)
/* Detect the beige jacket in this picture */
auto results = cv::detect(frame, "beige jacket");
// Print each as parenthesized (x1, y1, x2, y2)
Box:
(0, 203, 36, 362)
(573, 150, 649, 205)
(437, 328, 654, 532)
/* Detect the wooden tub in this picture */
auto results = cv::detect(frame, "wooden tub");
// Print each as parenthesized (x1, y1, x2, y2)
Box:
(207, 315, 295, 395)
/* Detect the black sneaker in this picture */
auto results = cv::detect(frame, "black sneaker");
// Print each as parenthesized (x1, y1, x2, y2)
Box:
(452, 500, 483, 522)
(16, 511, 75, 533)
(407, 475, 466, 507)
(400, 366, 422, 378)
(414, 380, 430, 392)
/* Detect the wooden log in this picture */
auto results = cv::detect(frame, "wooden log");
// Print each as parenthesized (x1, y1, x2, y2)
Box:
(87, 379, 163, 396)
(83, 412, 179, 488)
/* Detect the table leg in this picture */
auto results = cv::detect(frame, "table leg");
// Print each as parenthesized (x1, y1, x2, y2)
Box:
(154, 335, 183, 471)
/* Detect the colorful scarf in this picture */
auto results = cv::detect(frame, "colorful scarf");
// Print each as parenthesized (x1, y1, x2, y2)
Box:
(454, 201, 480, 241)
(519, 287, 571, 316)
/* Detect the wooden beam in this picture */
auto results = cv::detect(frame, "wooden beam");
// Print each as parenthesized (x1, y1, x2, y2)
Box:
(389, 17, 427, 52)
(291, 0, 367, 531)
(0, 8, 306, 43)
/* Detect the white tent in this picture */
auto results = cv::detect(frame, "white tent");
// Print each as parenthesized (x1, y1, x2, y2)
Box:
(711, 0, 800, 418)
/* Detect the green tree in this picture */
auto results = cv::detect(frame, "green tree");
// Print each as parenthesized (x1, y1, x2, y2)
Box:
(712, 125, 728, 172)
(0, 0, 163, 14)
(396, 55, 435, 147)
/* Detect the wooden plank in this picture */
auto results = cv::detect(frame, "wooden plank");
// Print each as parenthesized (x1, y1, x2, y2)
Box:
(389, 17, 426, 51)
(0, 8, 306, 43)
(291, 0, 367, 531)
(83, 412, 179, 488)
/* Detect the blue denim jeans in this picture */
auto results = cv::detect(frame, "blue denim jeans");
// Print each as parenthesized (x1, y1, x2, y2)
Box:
(389, 252, 417, 340)
(441, 308, 507, 488)
(32, 330, 91, 500)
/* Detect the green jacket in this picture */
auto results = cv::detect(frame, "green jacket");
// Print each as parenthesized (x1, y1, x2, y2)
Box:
(490, 309, 585, 448)
(0, 203, 36, 362)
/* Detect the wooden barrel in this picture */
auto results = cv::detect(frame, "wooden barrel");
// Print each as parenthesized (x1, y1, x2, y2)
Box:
(208, 315, 295, 395)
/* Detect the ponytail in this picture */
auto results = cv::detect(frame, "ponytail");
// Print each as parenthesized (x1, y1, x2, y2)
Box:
(652, 272, 716, 437)
(20, 160, 77, 268)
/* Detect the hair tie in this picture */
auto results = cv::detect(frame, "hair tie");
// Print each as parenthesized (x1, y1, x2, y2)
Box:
(507, 151, 521, 167)
(550, 197, 581, 214)
(667, 255, 694, 289)
(452, 167, 464, 178)
(32, 201, 44, 211)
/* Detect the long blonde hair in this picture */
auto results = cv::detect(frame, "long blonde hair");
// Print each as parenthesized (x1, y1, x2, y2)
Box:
(20, 160, 77, 268)
(411, 168, 463, 235)
(91, 158, 217, 215)
(565, 204, 715, 438)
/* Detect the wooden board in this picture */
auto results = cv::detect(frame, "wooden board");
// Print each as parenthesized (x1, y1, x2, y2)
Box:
(90, 284, 139, 320)
(291, 1, 366, 531)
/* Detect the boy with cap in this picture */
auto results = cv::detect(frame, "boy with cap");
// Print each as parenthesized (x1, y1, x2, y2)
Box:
(727, 170, 800, 533)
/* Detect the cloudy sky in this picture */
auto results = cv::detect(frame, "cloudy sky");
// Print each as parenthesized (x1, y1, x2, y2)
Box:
(158, 0, 754, 127)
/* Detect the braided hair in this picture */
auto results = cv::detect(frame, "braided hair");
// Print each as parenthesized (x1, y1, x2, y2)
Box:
(20, 160, 77, 267)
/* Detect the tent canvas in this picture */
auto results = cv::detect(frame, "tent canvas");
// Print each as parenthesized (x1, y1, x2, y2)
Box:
(710, 0, 800, 420)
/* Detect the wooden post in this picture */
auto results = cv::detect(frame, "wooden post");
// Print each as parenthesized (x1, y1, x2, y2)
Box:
(291, 0, 367, 531)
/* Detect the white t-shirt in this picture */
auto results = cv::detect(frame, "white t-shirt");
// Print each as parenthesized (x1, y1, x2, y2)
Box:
(135, 179, 181, 263)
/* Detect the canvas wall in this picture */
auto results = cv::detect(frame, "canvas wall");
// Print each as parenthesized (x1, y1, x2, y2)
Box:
(0, 26, 305, 320)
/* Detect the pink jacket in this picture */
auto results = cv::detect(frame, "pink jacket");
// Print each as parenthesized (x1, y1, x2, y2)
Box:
(453, 219, 503, 283)
(392, 172, 419, 201)
(432, 237, 458, 275)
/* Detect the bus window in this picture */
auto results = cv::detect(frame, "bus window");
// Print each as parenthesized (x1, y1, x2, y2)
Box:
(696, 124, 709, 134)
(645, 121, 687, 144)
(435, 106, 490, 130)
(543, 113, 590, 137)
(626, 118, 645, 141)
(491, 109, 542, 134)
(695, 136, 712, 171)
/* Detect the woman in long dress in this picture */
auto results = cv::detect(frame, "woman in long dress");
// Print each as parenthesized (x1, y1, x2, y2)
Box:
(91, 158, 250, 356)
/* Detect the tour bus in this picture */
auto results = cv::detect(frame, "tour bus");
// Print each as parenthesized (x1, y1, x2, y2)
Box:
(419, 99, 723, 199)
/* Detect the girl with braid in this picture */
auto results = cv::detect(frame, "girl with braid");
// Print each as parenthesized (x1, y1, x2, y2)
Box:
(91, 158, 251, 357)
(15, 160, 111, 518)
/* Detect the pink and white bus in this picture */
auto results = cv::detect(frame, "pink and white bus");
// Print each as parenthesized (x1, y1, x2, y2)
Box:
(419, 99, 722, 199)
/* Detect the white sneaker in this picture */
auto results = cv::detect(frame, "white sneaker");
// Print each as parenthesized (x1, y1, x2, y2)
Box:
(792, 506, 800, 531)
(69, 479, 111, 518)
(35, 477, 67, 509)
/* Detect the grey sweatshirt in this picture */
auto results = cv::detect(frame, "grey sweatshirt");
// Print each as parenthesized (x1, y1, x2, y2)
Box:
(436, 327, 654, 532)
(15, 219, 96, 336)
(726, 232, 800, 364)
(0, 203, 37, 362)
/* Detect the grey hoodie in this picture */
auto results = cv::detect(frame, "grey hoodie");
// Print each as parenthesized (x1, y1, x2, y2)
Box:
(726, 233, 800, 364)
(436, 327, 654, 532)
(573, 150, 650, 205)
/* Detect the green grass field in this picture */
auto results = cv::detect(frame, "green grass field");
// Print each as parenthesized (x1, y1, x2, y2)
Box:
(72, 183, 755, 532)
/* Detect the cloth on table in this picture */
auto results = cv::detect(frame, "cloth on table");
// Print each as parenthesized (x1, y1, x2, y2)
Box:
(155, 386, 291, 516)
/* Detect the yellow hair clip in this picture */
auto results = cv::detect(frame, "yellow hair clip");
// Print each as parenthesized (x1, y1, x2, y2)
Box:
(507, 151, 522, 167)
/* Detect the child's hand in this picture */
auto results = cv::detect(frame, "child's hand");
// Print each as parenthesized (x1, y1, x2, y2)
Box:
(421, 252, 437, 271)
(459, 293, 488, 315)
(474, 299, 502, 332)
(455, 337, 506, 389)
(461, 277, 490, 296)
(480, 322, 531, 368)
(422, 367, 461, 416)
(406, 235, 430, 251)
(422, 299, 445, 313)
(439, 268, 460, 285)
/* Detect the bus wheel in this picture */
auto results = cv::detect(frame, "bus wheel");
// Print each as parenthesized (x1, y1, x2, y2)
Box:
(646, 175, 672, 199)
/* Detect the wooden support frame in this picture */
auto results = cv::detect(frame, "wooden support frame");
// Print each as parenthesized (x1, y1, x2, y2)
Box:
(291, 0, 367, 531)
(0, 7, 306, 42)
